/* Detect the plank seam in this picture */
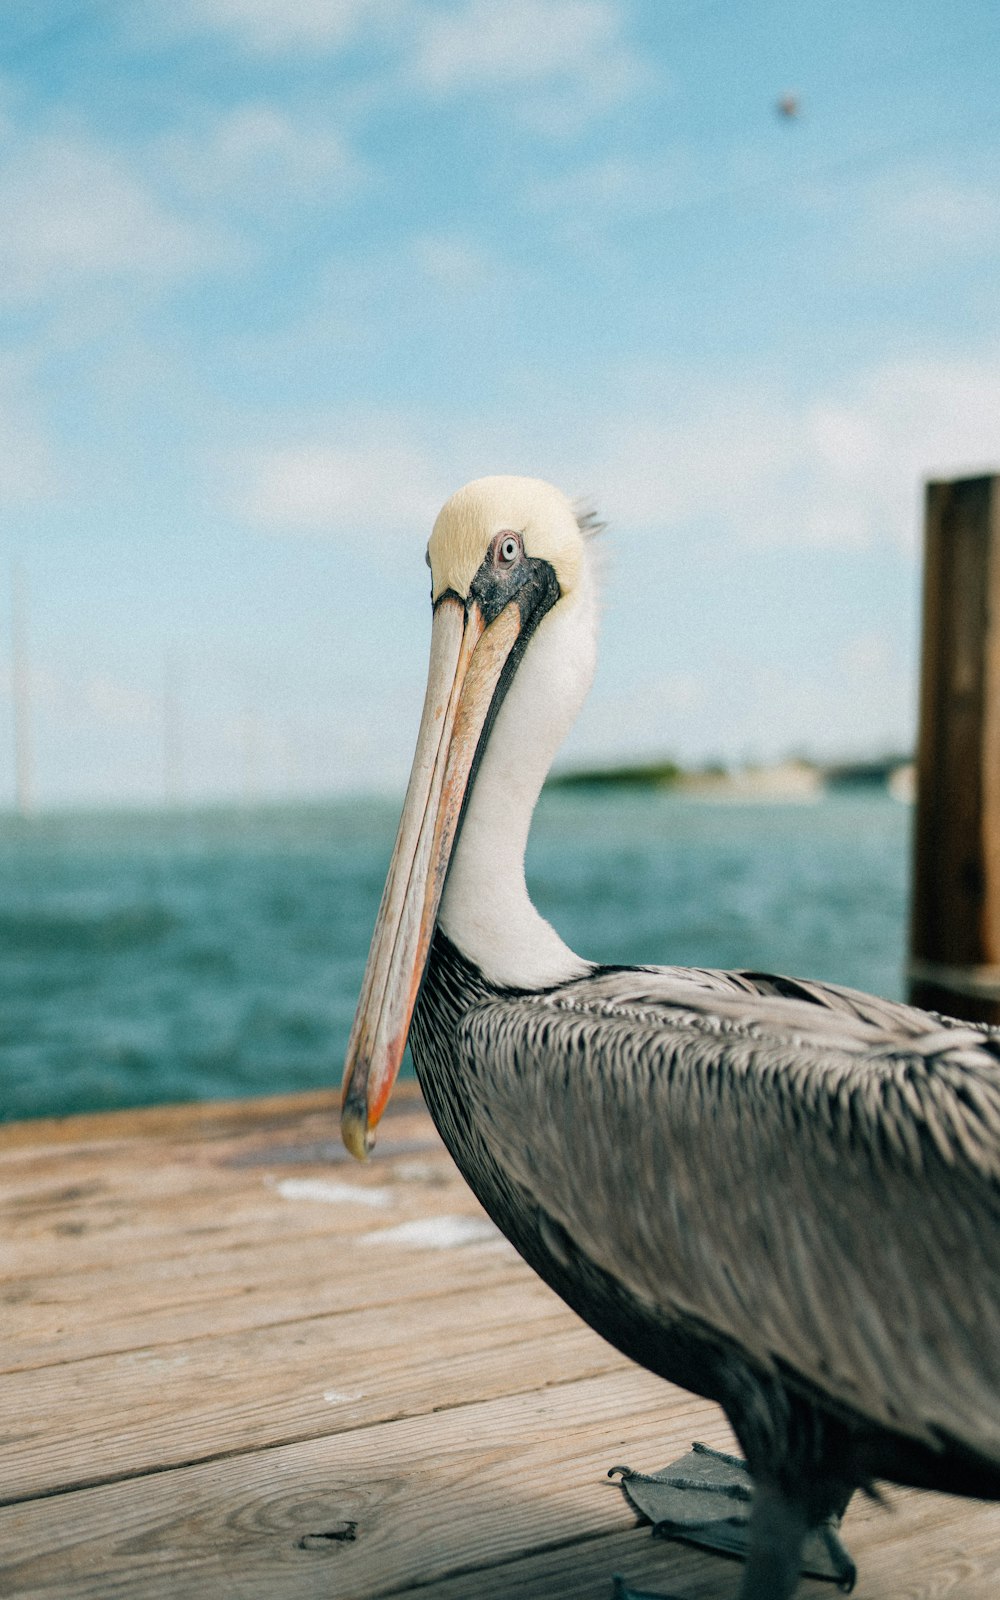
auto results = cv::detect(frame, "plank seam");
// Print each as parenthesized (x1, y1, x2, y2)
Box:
(0, 1264, 536, 1375)
(0, 1362, 642, 1508)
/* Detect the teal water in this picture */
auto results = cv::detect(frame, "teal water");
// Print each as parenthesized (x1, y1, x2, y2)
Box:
(0, 792, 910, 1122)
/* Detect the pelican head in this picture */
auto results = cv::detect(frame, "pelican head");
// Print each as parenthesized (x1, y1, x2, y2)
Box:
(341, 475, 598, 1159)
(427, 475, 588, 602)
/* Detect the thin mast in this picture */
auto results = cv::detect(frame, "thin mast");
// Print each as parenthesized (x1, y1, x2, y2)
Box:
(163, 648, 183, 808)
(10, 560, 33, 818)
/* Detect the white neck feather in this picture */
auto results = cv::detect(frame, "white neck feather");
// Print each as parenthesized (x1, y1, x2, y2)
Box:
(439, 559, 598, 989)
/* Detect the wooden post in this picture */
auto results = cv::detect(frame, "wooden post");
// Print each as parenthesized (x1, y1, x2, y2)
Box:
(909, 474, 1000, 1023)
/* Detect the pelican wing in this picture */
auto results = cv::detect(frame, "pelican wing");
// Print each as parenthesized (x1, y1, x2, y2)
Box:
(458, 966, 1000, 1462)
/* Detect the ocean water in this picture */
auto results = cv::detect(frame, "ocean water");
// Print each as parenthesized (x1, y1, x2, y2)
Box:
(0, 791, 911, 1123)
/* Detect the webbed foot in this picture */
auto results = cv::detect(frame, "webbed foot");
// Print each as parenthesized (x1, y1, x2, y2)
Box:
(610, 1442, 855, 1592)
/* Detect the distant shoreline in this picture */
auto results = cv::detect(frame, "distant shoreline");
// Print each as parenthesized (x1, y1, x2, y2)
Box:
(547, 756, 915, 802)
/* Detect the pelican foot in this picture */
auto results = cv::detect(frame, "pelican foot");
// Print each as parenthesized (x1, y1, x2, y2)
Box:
(609, 1443, 855, 1592)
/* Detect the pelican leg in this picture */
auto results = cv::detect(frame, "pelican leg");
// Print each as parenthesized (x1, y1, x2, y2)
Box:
(736, 1480, 809, 1600)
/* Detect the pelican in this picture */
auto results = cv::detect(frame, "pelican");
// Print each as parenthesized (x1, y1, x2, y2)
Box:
(341, 476, 1000, 1600)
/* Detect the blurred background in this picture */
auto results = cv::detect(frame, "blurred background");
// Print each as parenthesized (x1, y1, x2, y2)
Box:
(1, 0, 998, 1118)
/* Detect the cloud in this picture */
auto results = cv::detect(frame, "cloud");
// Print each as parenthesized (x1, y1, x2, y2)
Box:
(410, 0, 651, 130)
(756, 623, 915, 759)
(0, 391, 56, 506)
(177, 0, 393, 54)
(231, 437, 447, 534)
(0, 658, 157, 729)
(882, 175, 1000, 248)
(796, 162, 1000, 279)
(414, 0, 618, 84)
(160, 103, 366, 212)
(0, 98, 366, 318)
(570, 630, 915, 769)
(0, 128, 226, 306)
(571, 351, 1000, 551)
(411, 233, 493, 292)
(530, 149, 1000, 265)
(165, 1, 651, 135)
(529, 151, 695, 219)
(219, 343, 1000, 560)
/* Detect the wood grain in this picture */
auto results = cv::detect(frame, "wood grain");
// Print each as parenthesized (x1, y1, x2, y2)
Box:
(911, 474, 1000, 1021)
(2, 1089, 998, 1599)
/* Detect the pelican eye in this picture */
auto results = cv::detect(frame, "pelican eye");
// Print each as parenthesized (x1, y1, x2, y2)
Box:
(496, 532, 522, 567)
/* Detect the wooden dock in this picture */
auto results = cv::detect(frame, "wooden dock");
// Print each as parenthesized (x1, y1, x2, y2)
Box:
(2, 1084, 998, 1599)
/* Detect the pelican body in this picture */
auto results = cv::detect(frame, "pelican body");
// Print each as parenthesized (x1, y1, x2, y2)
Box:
(341, 477, 1000, 1600)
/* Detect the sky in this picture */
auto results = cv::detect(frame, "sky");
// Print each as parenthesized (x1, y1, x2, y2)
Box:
(1, 0, 999, 809)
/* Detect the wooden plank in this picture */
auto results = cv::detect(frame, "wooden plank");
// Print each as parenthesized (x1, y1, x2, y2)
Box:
(3, 1366, 996, 1600)
(387, 1486, 1000, 1600)
(0, 1372, 732, 1599)
(3, 1091, 998, 1599)
(0, 1085, 429, 1189)
(0, 1091, 434, 1217)
(0, 1091, 446, 1281)
(0, 1170, 470, 1282)
(1, 1223, 531, 1372)
(2, 1282, 627, 1500)
(2, 1102, 532, 1376)
(0, 1087, 349, 1155)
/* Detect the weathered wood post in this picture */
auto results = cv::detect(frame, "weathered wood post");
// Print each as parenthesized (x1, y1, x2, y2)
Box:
(909, 473, 1000, 1024)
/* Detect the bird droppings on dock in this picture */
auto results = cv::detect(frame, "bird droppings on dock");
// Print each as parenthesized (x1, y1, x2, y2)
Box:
(271, 1176, 393, 1207)
(360, 1214, 504, 1249)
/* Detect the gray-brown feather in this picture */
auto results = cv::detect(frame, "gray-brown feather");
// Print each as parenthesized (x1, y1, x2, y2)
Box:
(454, 962, 1000, 1465)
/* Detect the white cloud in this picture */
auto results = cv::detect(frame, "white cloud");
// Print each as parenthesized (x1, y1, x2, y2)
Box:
(532, 151, 1000, 264)
(736, 655, 913, 764)
(411, 233, 493, 291)
(0, 660, 157, 729)
(571, 634, 915, 770)
(219, 346, 1000, 561)
(571, 351, 1000, 551)
(231, 438, 446, 534)
(178, 0, 392, 53)
(414, 0, 636, 87)
(530, 151, 695, 218)
(165, 1, 651, 135)
(160, 103, 365, 211)
(0, 130, 226, 305)
(884, 176, 1000, 246)
(838, 629, 897, 680)
(0, 395, 55, 505)
(411, 0, 651, 130)
(798, 164, 1000, 278)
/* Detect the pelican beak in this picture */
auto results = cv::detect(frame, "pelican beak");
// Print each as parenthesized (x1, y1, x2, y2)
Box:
(340, 591, 525, 1159)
